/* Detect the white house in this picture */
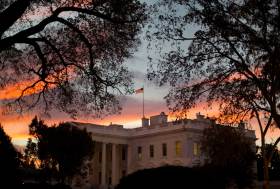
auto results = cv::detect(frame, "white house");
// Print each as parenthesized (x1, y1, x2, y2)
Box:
(70, 112, 256, 189)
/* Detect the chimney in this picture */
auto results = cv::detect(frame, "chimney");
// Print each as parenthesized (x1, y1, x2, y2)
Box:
(142, 117, 149, 127)
(150, 112, 168, 126)
(238, 121, 245, 130)
(196, 112, 205, 120)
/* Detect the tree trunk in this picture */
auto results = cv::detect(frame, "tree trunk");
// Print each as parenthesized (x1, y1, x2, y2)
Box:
(263, 157, 270, 189)
(261, 133, 270, 189)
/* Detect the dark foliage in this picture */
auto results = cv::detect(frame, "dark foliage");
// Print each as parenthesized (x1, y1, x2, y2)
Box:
(257, 144, 280, 180)
(0, 125, 21, 186)
(148, 0, 280, 127)
(115, 166, 224, 189)
(201, 125, 256, 189)
(24, 116, 95, 184)
(23, 138, 38, 169)
(0, 0, 146, 118)
(148, 2, 280, 188)
(20, 182, 71, 189)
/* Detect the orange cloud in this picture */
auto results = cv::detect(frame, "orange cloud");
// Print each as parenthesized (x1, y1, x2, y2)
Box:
(0, 80, 47, 100)
(0, 66, 75, 100)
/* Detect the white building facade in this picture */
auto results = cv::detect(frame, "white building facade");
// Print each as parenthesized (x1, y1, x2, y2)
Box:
(70, 112, 256, 189)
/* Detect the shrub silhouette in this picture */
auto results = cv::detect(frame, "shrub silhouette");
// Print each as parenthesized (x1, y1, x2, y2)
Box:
(115, 166, 225, 189)
(0, 125, 21, 187)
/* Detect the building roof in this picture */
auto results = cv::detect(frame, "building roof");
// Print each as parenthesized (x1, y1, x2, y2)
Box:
(69, 112, 256, 144)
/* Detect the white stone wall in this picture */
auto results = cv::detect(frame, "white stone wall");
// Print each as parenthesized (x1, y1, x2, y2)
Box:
(128, 132, 191, 172)
(70, 114, 256, 189)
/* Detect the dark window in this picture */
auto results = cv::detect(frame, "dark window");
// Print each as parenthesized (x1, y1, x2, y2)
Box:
(98, 172, 101, 184)
(137, 146, 142, 160)
(122, 147, 126, 161)
(108, 148, 112, 161)
(99, 151, 102, 163)
(122, 170, 126, 177)
(162, 143, 167, 157)
(150, 145, 154, 158)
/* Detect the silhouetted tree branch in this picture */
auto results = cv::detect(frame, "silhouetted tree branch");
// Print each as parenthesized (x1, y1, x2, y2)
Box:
(148, 1, 280, 188)
(0, 0, 146, 117)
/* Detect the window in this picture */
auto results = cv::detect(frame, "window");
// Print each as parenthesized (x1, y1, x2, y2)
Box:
(122, 147, 126, 161)
(193, 142, 201, 156)
(137, 146, 142, 160)
(122, 170, 126, 177)
(162, 143, 167, 157)
(150, 145, 154, 158)
(75, 177, 82, 187)
(108, 148, 112, 161)
(89, 166, 93, 175)
(175, 141, 182, 156)
(98, 172, 101, 184)
(108, 170, 112, 185)
(99, 151, 102, 163)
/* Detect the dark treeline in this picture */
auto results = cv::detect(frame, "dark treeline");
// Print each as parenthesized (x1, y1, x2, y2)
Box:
(0, 117, 94, 189)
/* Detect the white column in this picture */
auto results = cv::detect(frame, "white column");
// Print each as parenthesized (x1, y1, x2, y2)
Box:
(127, 144, 132, 174)
(101, 142, 107, 188)
(112, 143, 117, 186)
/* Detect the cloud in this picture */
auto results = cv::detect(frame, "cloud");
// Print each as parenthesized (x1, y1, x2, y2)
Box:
(0, 79, 43, 100)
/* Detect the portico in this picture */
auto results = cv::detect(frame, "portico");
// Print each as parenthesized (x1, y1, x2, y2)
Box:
(99, 142, 128, 189)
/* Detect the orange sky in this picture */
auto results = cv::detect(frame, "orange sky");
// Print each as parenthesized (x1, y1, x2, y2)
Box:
(0, 89, 218, 146)
(0, 54, 278, 148)
(1, 0, 278, 150)
(0, 80, 43, 100)
(3, 93, 279, 148)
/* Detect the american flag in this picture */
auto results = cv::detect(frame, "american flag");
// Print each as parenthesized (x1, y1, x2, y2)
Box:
(135, 87, 144, 94)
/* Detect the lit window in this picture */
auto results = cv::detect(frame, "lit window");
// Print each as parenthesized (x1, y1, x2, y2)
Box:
(162, 143, 167, 157)
(193, 142, 201, 156)
(137, 146, 142, 160)
(175, 141, 182, 156)
(150, 145, 154, 158)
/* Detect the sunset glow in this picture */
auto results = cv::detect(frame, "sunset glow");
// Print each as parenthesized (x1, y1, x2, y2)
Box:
(0, 1, 277, 151)
(1, 92, 276, 148)
(0, 76, 276, 148)
(0, 80, 43, 100)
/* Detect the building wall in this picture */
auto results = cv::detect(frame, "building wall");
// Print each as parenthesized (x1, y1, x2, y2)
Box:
(129, 132, 188, 171)
(70, 113, 256, 189)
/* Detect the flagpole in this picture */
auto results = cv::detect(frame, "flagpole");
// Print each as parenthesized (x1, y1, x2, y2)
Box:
(142, 86, 144, 118)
